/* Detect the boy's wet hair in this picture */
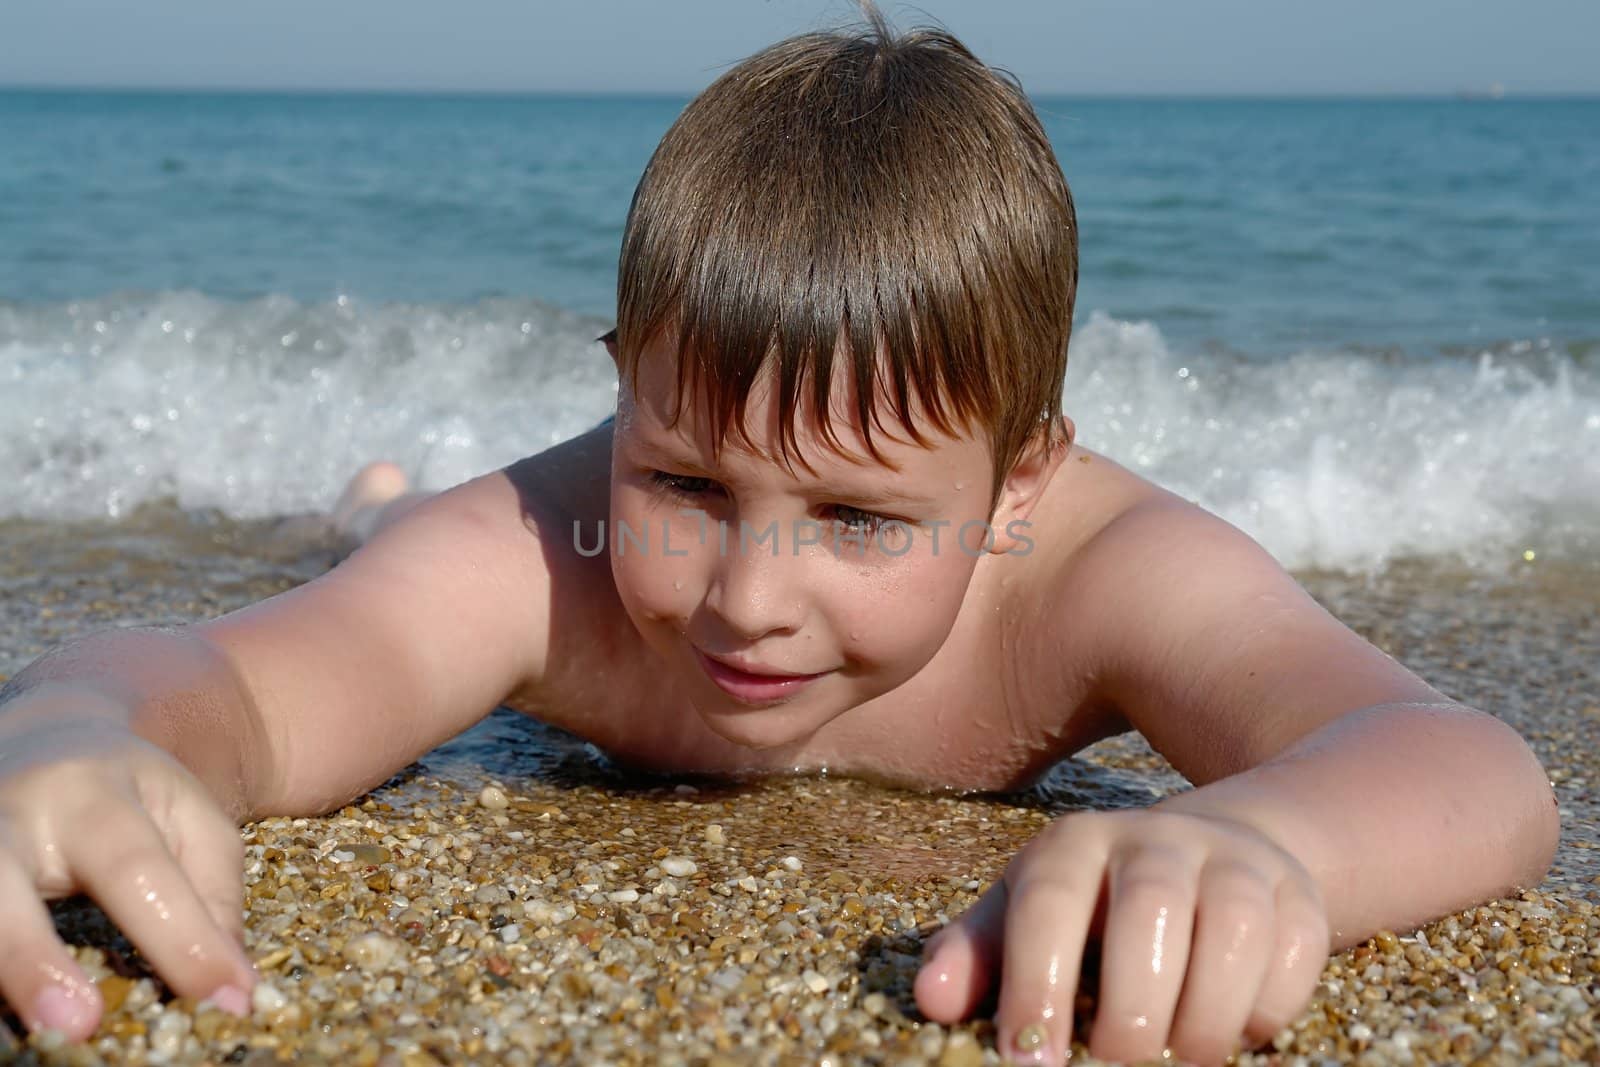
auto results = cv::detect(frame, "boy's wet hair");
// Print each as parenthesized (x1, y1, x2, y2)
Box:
(613, 3, 1077, 507)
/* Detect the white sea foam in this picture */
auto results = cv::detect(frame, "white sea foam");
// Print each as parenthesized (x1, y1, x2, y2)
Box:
(3, 295, 1597, 575)
(1065, 311, 1600, 574)
(1, 291, 618, 523)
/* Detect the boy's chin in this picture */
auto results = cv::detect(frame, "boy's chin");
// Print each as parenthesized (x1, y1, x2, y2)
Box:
(691, 700, 830, 752)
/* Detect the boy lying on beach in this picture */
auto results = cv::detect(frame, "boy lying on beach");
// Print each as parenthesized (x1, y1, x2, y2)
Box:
(0, 13, 1558, 1067)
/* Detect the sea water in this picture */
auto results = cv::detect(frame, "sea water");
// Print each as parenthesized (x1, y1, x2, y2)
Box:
(2, 90, 1596, 574)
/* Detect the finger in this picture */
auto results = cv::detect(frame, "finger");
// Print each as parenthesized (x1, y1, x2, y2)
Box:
(1166, 861, 1276, 1066)
(994, 821, 1110, 1065)
(0, 853, 103, 1041)
(1087, 841, 1201, 1065)
(167, 789, 251, 951)
(68, 806, 255, 1012)
(1242, 879, 1331, 1048)
(914, 878, 1007, 1022)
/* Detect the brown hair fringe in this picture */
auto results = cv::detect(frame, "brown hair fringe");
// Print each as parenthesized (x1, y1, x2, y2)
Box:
(612, 3, 1076, 508)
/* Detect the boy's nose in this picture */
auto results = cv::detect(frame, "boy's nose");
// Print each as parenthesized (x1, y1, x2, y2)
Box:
(704, 544, 807, 641)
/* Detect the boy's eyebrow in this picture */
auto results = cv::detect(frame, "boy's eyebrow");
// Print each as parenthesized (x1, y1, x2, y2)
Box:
(819, 482, 940, 508)
(627, 436, 941, 509)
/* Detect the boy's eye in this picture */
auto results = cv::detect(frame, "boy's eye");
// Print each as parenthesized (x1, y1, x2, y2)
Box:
(648, 471, 719, 497)
(644, 472, 898, 543)
(830, 504, 886, 535)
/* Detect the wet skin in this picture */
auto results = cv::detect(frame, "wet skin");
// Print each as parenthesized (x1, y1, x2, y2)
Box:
(0, 337, 1558, 1062)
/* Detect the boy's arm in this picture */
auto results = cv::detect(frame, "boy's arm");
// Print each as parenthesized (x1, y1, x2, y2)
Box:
(200, 458, 572, 818)
(0, 449, 585, 1039)
(6, 451, 578, 822)
(915, 497, 1557, 1066)
(1, 629, 274, 823)
(1079, 497, 1558, 938)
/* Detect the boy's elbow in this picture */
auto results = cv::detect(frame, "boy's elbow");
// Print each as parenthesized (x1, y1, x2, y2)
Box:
(1481, 707, 1561, 892)
(1512, 784, 1561, 901)
(1523, 757, 1561, 891)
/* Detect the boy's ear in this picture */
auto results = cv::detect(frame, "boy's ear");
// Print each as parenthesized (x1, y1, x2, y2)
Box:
(988, 415, 1074, 555)
(599, 328, 619, 365)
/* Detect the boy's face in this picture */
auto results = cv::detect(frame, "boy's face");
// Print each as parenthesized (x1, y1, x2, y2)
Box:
(607, 333, 1020, 752)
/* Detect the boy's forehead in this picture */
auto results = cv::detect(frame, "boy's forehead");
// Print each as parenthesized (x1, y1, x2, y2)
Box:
(619, 333, 983, 475)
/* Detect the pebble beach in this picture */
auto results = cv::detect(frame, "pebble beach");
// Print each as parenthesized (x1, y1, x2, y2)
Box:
(0, 507, 1596, 1066)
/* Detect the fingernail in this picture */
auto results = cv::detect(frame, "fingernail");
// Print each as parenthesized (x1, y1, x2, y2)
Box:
(1005, 1020, 1052, 1064)
(920, 945, 959, 988)
(206, 984, 251, 1017)
(31, 984, 95, 1035)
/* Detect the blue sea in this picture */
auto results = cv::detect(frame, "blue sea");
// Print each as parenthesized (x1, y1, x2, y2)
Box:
(2, 90, 1597, 574)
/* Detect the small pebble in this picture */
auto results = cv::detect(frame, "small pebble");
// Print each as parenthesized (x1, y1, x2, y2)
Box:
(29, 1030, 66, 1054)
(344, 843, 392, 865)
(342, 931, 405, 972)
(938, 1032, 983, 1067)
(660, 856, 698, 877)
(251, 982, 287, 1014)
(474, 883, 511, 905)
(781, 855, 803, 871)
(478, 785, 510, 810)
(148, 1011, 190, 1059)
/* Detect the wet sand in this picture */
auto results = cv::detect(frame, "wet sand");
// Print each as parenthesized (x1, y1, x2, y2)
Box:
(0, 506, 1596, 1066)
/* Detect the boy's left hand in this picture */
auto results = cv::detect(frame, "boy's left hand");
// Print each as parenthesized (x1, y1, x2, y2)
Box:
(913, 808, 1330, 1066)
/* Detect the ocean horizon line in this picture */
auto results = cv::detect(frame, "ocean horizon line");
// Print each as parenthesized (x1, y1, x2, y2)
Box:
(2, 83, 1597, 103)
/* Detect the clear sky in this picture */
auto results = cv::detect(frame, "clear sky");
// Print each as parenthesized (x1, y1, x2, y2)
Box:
(3, 0, 1596, 96)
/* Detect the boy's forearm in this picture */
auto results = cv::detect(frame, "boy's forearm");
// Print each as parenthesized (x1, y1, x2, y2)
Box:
(1152, 701, 1559, 949)
(0, 627, 277, 822)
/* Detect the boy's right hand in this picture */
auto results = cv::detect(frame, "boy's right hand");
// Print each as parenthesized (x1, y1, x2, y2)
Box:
(0, 692, 257, 1041)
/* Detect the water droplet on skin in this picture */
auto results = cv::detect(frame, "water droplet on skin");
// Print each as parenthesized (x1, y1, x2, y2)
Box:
(953, 481, 966, 491)
(673, 579, 684, 591)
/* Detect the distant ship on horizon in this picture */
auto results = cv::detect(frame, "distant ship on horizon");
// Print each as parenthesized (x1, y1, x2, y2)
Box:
(1454, 81, 1507, 100)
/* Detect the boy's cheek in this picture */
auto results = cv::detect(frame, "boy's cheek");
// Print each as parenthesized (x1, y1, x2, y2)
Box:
(837, 558, 971, 671)
(611, 550, 696, 624)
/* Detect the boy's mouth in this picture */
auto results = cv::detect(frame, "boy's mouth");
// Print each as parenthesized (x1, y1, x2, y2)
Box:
(693, 649, 830, 705)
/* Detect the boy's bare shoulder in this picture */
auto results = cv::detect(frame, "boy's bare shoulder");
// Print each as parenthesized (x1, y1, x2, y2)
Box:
(194, 425, 630, 813)
(501, 423, 613, 531)
(498, 424, 659, 701)
(1038, 447, 1443, 786)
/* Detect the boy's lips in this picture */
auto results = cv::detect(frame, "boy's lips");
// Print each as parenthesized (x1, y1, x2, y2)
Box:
(693, 649, 830, 705)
